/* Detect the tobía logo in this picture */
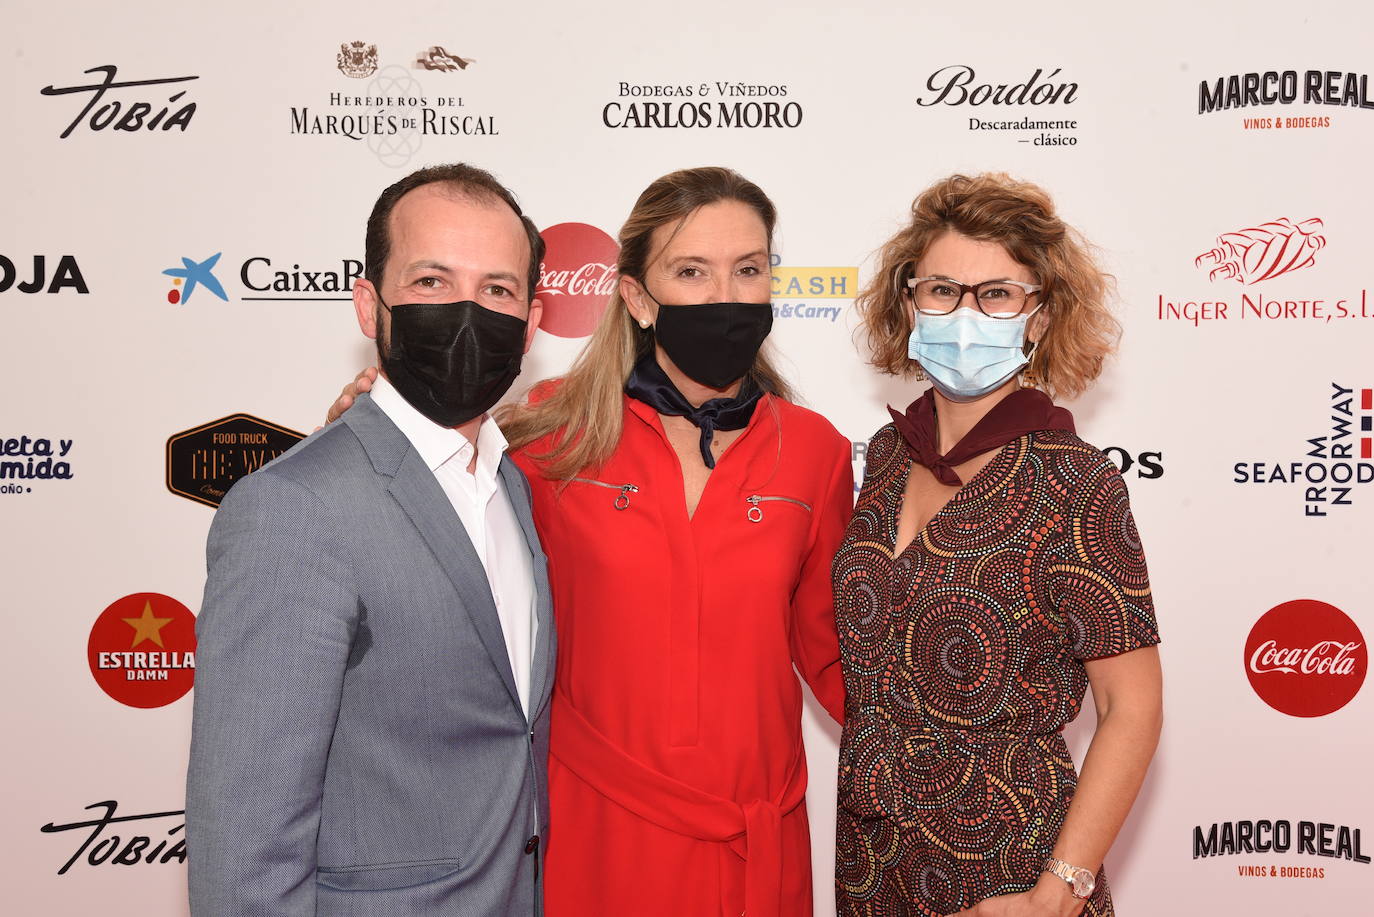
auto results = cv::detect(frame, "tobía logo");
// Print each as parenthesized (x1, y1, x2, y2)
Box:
(1194, 218, 1325, 284)
(39, 65, 198, 140)
(337, 42, 379, 79)
(536, 223, 619, 338)
(166, 413, 305, 508)
(88, 593, 197, 709)
(1245, 599, 1366, 717)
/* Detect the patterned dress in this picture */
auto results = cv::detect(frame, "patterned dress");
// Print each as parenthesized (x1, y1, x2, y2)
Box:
(832, 423, 1160, 916)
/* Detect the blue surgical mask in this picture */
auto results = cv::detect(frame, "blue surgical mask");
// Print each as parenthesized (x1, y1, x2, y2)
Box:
(907, 306, 1041, 402)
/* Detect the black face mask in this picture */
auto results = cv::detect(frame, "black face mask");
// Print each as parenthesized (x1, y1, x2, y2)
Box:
(644, 287, 773, 390)
(379, 298, 527, 427)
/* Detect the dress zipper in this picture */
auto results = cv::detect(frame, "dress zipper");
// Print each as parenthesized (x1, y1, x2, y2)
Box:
(744, 494, 813, 523)
(570, 478, 640, 510)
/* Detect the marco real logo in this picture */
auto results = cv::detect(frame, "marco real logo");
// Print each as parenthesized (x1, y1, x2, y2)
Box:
(88, 593, 197, 708)
(1198, 69, 1374, 131)
(1159, 217, 1374, 327)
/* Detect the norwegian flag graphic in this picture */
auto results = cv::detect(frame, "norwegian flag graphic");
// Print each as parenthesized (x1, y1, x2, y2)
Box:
(1362, 388, 1372, 459)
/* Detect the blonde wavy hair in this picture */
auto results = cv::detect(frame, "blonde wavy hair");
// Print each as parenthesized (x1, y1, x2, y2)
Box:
(498, 166, 795, 480)
(856, 173, 1118, 400)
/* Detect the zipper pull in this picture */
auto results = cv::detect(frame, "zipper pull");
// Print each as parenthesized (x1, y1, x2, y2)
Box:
(615, 483, 638, 511)
(746, 494, 763, 523)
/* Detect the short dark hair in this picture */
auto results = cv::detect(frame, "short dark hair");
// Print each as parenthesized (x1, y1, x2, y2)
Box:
(363, 163, 545, 301)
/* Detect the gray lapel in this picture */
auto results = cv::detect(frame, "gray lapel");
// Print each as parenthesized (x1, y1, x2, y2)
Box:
(498, 456, 554, 722)
(343, 395, 523, 712)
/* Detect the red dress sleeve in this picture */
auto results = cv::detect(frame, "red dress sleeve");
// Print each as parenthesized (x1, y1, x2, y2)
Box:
(789, 431, 852, 723)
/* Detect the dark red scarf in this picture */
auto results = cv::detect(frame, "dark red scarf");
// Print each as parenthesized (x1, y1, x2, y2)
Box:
(887, 388, 1075, 486)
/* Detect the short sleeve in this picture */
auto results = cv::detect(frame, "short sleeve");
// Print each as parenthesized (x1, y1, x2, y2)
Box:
(1051, 456, 1161, 660)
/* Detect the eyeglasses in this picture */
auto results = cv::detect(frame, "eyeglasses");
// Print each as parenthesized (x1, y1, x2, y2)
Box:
(905, 275, 1042, 319)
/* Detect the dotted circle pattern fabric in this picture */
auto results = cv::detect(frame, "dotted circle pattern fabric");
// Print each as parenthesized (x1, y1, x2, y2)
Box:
(832, 424, 1161, 916)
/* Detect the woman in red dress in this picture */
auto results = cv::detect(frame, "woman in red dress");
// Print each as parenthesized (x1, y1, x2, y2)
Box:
(833, 174, 1163, 917)
(494, 167, 848, 916)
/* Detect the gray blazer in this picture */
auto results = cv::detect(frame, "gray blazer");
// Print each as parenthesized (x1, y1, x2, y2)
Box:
(187, 393, 554, 916)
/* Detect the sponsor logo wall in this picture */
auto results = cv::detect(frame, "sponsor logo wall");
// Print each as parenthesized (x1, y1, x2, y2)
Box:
(2, 4, 1369, 915)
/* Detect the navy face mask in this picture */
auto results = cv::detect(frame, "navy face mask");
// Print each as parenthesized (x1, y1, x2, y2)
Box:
(379, 298, 527, 427)
(644, 286, 773, 390)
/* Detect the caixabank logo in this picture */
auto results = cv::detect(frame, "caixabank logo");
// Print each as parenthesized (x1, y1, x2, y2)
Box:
(915, 64, 1082, 148)
(291, 40, 498, 168)
(1233, 383, 1373, 516)
(167, 414, 305, 508)
(87, 593, 197, 708)
(770, 255, 856, 325)
(1198, 68, 1374, 131)
(161, 251, 362, 304)
(1159, 217, 1374, 327)
(535, 223, 619, 338)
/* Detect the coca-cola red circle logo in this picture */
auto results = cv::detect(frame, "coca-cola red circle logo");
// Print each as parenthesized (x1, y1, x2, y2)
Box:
(1245, 599, 1366, 717)
(535, 222, 619, 338)
(87, 592, 198, 709)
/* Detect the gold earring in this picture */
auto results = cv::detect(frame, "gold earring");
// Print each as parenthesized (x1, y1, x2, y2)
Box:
(910, 361, 926, 382)
(1021, 345, 1041, 389)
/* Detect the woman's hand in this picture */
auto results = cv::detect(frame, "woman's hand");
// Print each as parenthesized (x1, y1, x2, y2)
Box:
(948, 874, 1085, 917)
(325, 367, 378, 425)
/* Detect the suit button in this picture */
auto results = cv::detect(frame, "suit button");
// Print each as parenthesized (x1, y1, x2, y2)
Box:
(524, 835, 539, 855)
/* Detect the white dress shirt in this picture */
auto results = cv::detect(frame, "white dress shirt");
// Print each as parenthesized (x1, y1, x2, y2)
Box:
(370, 375, 537, 716)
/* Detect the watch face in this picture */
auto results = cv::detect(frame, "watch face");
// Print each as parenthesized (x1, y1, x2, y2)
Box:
(1071, 868, 1096, 898)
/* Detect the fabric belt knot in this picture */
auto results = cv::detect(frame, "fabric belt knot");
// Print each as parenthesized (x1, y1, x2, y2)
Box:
(551, 688, 805, 917)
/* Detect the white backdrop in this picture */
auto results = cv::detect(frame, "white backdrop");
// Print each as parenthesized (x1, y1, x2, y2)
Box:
(3, 1, 1371, 914)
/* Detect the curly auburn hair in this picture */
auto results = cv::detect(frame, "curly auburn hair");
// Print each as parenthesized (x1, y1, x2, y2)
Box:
(856, 173, 1118, 400)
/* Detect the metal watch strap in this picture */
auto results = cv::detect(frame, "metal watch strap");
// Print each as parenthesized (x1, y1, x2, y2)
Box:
(1044, 857, 1092, 899)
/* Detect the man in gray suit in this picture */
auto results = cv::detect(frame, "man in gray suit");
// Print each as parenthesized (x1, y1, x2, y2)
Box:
(187, 163, 554, 916)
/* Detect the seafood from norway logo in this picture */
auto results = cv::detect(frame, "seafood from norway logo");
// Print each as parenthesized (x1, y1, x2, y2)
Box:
(87, 593, 197, 708)
(535, 223, 619, 338)
(1245, 599, 1366, 718)
(1159, 217, 1374, 326)
(292, 40, 498, 168)
(1232, 383, 1374, 516)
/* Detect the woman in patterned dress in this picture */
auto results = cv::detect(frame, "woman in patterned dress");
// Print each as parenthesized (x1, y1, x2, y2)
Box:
(833, 174, 1163, 917)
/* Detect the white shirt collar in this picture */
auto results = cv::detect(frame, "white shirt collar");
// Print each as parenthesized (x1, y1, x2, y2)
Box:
(369, 374, 509, 482)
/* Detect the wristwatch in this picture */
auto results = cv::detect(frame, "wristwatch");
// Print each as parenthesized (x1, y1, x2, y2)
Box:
(1044, 857, 1096, 899)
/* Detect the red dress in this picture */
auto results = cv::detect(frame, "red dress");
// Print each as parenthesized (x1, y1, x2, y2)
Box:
(513, 391, 851, 916)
